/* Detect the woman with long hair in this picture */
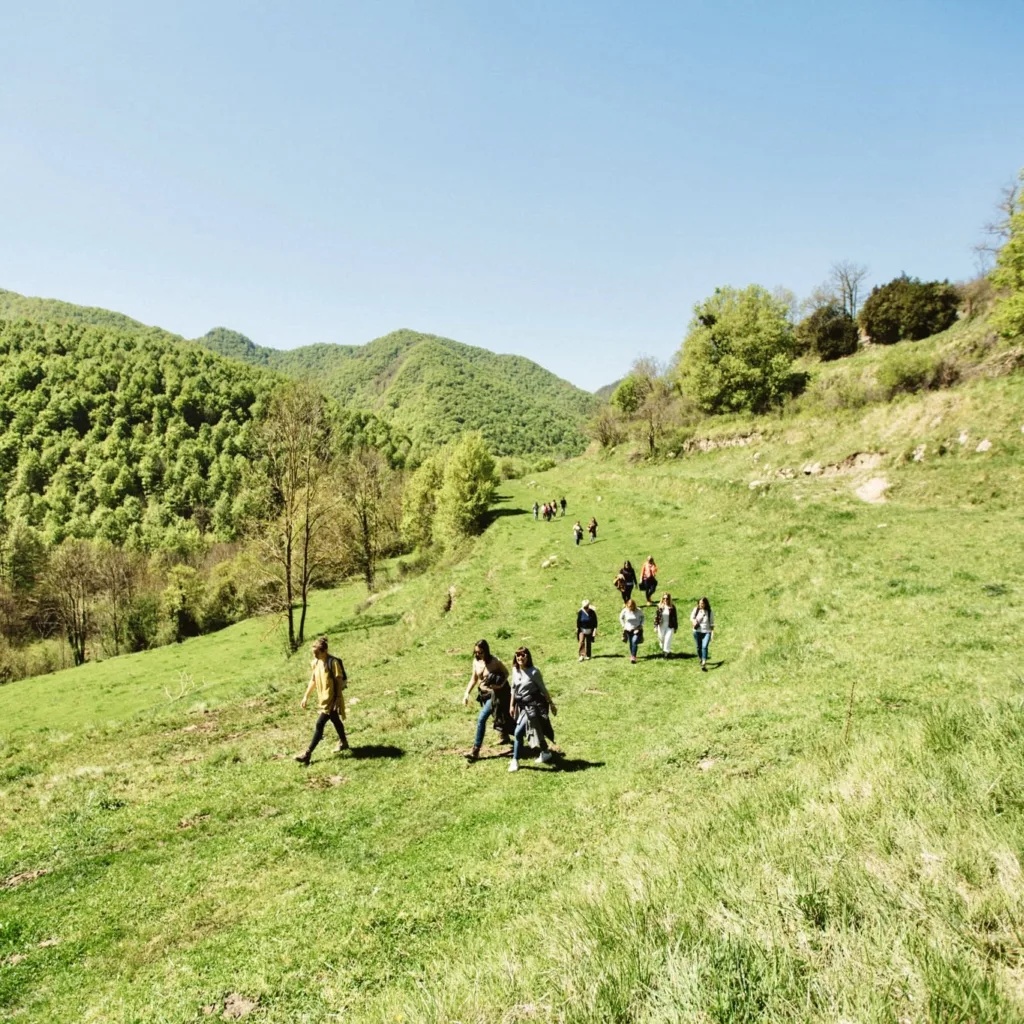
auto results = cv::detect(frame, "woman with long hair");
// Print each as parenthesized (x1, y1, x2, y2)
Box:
(462, 639, 513, 760)
(615, 560, 636, 604)
(509, 646, 557, 773)
(691, 596, 715, 670)
(587, 517, 598, 543)
(619, 598, 645, 664)
(654, 593, 677, 657)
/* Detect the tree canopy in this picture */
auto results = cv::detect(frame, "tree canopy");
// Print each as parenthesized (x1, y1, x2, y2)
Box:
(858, 275, 960, 344)
(674, 285, 796, 414)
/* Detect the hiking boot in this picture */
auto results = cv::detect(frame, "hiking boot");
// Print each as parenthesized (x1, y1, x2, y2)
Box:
(508, 759, 519, 772)
(701, 663, 707, 672)
(500, 732, 512, 745)
(537, 750, 553, 764)
(467, 745, 481, 761)
(294, 753, 310, 765)
(630, 655, 637, 664)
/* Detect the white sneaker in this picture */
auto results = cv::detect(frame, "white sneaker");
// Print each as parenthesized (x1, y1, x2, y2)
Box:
(537, 750, 553, 764)
(508, 759, 519, 772)
(578, 656, 585, 662)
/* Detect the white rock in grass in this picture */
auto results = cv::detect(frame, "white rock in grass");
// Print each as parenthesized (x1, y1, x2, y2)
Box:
(975, 439, 992, 453)
(912, 444, 926, 462)
(958, 430, 969, 445)
(748, 480, 764, 490)
(855, 477, 889, 503)
(596, 495, 602, 502)
(803, 462, 822, 476)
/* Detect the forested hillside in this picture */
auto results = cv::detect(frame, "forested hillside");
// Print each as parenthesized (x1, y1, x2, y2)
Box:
(0, 289, 597, 462)
(199, 327, 596, 460)
(0, 319, 272, 548)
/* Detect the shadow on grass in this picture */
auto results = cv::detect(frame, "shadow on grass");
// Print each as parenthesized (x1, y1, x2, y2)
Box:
(350, 744, 405, 759)
(707, 660, 726, 670)
(555, 758, 604, 773)
(481, 495, 529, 528)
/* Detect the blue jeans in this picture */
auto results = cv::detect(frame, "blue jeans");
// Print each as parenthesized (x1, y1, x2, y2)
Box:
(694, 630, 711, 662)
(474, 698, 493, 747)
(628, 631, 640, 658)
(512, 714, 548, 760)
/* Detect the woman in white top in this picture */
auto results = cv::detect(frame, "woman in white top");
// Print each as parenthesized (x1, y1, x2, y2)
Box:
(691, 596, 715, 671)
(619, 598, 645, 664)
(654, 593, 677, 657)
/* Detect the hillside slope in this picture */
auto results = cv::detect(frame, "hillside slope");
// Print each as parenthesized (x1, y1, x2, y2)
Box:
(0, 318, 276, 544)
(1, 367, 1023, 1021)
(0, 290, 597, 461)
(198, 327, 597, 460)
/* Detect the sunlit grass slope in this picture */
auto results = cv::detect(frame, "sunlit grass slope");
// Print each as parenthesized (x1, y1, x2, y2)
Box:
(2, 370, 1024, 1022)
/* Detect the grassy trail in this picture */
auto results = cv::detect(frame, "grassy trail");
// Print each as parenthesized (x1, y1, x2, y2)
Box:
(2, 384, 1024, 1021)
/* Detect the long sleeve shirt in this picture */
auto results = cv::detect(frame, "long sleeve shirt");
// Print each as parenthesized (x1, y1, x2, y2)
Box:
(619, 606, 644, 632)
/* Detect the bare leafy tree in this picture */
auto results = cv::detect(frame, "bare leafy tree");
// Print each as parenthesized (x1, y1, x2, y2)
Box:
(46, 541, 99, 666)
(96, 544, 143, 656)
(798, 283, 837, 318)
(829, 261, 869, 319)
(335, 447, 402, 591)
(974, 177, 1021, 272)
(247, 381, 335, 652)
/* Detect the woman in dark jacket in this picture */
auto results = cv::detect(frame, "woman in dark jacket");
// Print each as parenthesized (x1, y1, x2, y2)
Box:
(654, 593, 678, 657)
(615, 560, 637, 604)
(576, 599, 598, 661)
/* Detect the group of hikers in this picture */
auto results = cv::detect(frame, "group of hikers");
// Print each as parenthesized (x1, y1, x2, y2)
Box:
(572, 518, 598, 545)
(294, 497, 716, 771)
(534, 497, 566, 521)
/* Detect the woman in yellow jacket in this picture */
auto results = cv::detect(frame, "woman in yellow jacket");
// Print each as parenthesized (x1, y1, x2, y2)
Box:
(295, 636, 349, 764)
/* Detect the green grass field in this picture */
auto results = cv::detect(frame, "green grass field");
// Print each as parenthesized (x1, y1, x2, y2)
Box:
(2, 370, 1024, 1022)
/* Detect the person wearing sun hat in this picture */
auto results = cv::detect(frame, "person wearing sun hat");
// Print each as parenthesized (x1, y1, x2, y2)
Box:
(576, 599, 598, 661)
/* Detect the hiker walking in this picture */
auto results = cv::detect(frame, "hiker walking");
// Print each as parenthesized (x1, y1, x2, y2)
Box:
(614, 560, 637, 604)
(572, 520, 583, 545)
(295, 636, 349, 764)
(463, 639, 514, 760)
(587, 517, 598, 543)
(560, 497, 567, 517)
(576, 599, 598, 661)
(655, 593, 677, 657)
(639, 556, 658, 604)
(532, 501, 539, 520)
(691, 596, 715, 671)
(509, 647, 557, 772)
(619, 599, 645, 664)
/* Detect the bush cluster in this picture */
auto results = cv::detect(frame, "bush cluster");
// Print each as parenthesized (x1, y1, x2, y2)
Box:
(858, 275, 960, 345)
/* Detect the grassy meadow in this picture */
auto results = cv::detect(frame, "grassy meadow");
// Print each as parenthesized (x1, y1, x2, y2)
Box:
(2, 369, 1024, 1022)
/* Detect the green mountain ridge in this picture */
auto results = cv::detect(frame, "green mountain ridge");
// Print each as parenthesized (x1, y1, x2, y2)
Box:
(0, 288, 596, 460)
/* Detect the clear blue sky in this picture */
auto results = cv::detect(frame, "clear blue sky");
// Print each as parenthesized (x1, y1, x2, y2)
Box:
(2, 1, 1021, 391)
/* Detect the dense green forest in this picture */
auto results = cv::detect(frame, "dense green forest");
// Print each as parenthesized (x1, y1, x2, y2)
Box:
(0, 289, 596, 462)
(200, 327, 596, 460)
(0, 319, 270, 548)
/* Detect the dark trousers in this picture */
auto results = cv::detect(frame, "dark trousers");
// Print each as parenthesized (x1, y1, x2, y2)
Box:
(621, 585, 633, 603)
(307, 710, 346, 754)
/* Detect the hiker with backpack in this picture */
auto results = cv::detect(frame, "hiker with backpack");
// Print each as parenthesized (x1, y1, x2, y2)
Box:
(463, 639, 514, 760)
(614, 560, 637, 604)
(691, 597, 715, 671)
(572, 520, 584, 545)
(587, 517, 598, 543)
(509, 647, 557, 772)
(576, 599, 598, 660)
(619, 598, 645, 664)
(654, 593, 677, 657)
(639, 556, 658, 604)
(295, 636, 349, 764)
